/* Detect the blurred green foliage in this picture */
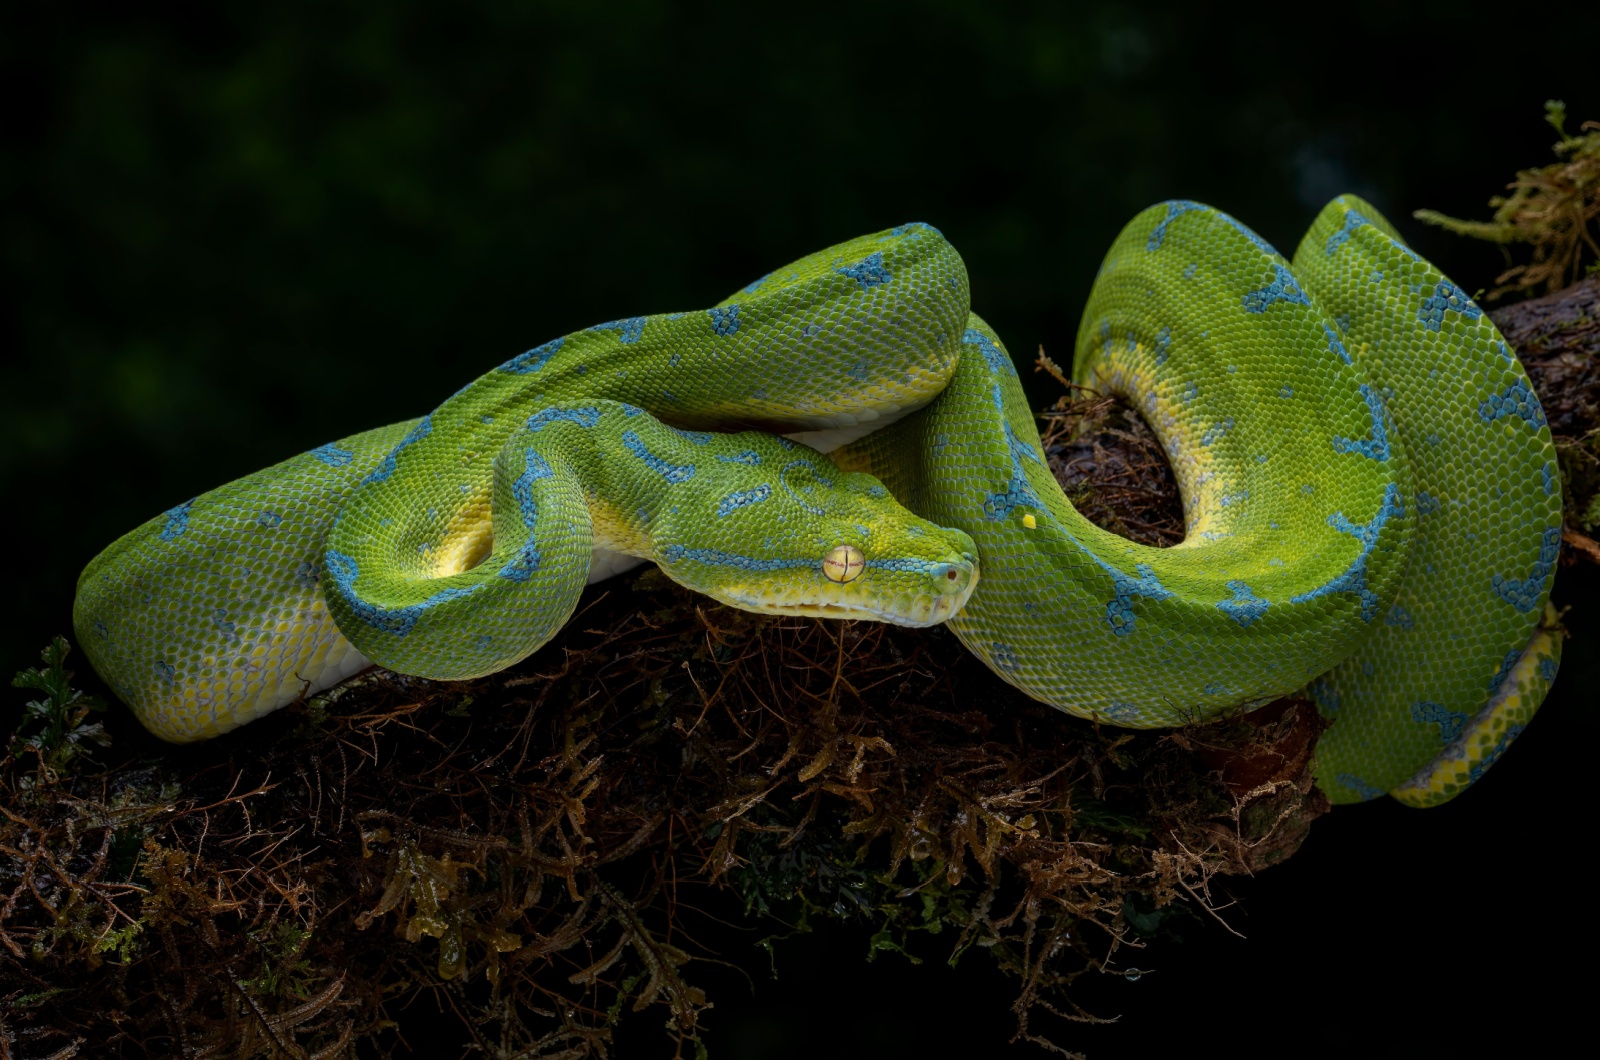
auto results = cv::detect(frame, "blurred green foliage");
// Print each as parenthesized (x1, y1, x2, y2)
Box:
(0, 1, 1591, 706)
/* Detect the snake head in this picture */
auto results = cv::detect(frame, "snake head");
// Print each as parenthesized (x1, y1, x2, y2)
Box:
(655, 460, 979, 627)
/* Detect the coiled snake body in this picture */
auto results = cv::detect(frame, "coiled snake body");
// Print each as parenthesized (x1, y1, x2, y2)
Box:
(74, 197, 1562, 807)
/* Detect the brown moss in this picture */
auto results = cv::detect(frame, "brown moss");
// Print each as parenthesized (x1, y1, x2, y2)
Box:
(1034, 351, 1187, 550)
(0, 394, 1327, 1057)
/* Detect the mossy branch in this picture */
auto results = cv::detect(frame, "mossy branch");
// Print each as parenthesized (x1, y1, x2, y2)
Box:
(1415, 100, 1600, 300)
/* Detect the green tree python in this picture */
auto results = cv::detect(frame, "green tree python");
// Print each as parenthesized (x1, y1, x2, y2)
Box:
(73, 196, 1563, 807)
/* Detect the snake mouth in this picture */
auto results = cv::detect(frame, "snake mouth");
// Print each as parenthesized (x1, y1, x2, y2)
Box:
(719, 561, 978, 627)
(728, 597, 966, 626)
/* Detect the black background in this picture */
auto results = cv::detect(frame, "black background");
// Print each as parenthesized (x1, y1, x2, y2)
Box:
(1, 3, 1594, 1056)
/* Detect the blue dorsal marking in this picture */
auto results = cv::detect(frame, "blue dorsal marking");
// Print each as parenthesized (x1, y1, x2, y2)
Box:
(708, 305, 741, 336)
(1335, 773, 1385, 801)
(743, 272, 771, 294)
(1200, 417, 1233, 446)
(500, 528, 539, 581)
(661, 545, 815, 572)
(622, 430, 694, 483)
(837, 251, 891, 288)
(983, 386, 1045, 519)
(989, 642, 1021, 674)
(716, 484, 772, 517)
(1106, 701, 1143, 723)
(512, 449, 554, 515)
(866, 557, 947, 573)
(1411, 701, 1469, 743)
(310, 443, 354, 467)
(1323, 323, 1351, 365)
(1385, 604, 1415, 630)
(1487, 649, 1521, 693)
(526, 406, 600, 432)
(1242, 264, 1309, 313)
(587, 317, 646, 344)
(1218, 212, 1279, 257)
(1324, 209, 1370, 255)
(1154, 325, 1172, 365)
(1332, 384, 1391, 461)
(1478, 381, 1546, 428)
(1005, 422, 1042, 464)
(500, 450, 550, 582)
(325, 551, 484, 635)
(1145, 200, 1205, 251)
(364, 416, 433, 484)
(1418, 281, 1481, 331)
(159, 500, 194, 542)
(1217, 581, 1270, 627)
(983, 472, 1040, 521)
(963, 328, 1015, 374)
(501, 337, 565, 374)
(1101, 562, 1172, 637)
(716, 450, 761, 466)
(1491, 527, 1560, 613)
(1289, 482, 1402, 621)
(890, 221, 942, 239)
(1000, 484, 1172, 638)
(1543, 462, 1557, 495)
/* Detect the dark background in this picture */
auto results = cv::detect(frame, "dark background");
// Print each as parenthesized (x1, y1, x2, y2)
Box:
(1, 3, 1593, 1056)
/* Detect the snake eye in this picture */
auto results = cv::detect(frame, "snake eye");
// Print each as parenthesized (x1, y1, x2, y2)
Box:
(822, 544, 865, 583)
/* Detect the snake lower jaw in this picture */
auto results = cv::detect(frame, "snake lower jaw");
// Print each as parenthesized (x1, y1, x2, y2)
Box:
(716, 576, 977, 628)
